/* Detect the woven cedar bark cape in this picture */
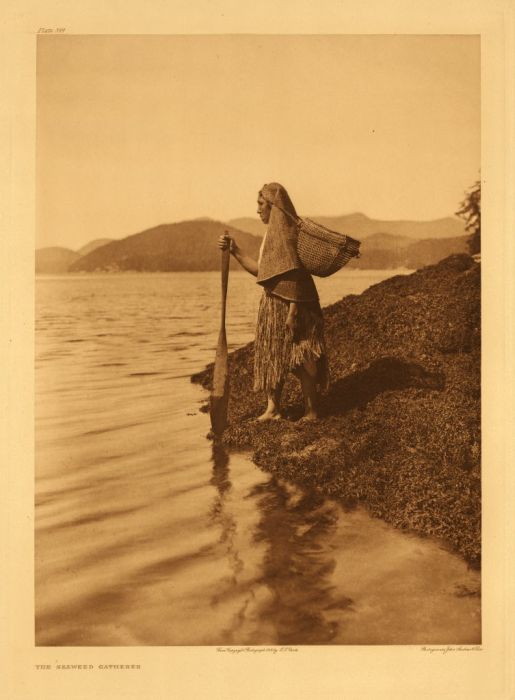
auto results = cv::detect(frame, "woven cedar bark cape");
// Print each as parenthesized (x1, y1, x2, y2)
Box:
(257, 183, 318, 303)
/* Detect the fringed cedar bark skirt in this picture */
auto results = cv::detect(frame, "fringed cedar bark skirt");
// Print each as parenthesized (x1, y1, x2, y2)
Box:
(253, 290, 329, 393)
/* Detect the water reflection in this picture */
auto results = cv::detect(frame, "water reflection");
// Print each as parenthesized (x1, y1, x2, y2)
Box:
(210, 443, 231, 495)
(210, 445, 244, 591)
(251, 479, 354, 644)
(35, 273, 481, 646)
(209, 444, 353, 644)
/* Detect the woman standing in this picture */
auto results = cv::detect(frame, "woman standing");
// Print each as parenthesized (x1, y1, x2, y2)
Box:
(218, 183, 328, 421)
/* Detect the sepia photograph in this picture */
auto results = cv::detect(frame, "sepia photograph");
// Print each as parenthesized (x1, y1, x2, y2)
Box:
(34, 33, 483, 647)
(2, 0, 514, 696)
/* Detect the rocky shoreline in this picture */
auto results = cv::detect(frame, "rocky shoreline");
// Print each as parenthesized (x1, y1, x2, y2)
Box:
(192, 255, 481, 565)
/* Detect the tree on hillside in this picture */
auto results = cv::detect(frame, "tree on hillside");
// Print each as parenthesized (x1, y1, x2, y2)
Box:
(456, 181, 481, 255)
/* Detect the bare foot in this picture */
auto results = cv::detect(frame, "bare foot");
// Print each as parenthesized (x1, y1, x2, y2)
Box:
(256, 410, 282, 422)
(298, 412, 318, 422)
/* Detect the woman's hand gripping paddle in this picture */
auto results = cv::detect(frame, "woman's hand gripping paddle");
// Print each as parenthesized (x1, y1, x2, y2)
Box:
(210, 234, 231, 436)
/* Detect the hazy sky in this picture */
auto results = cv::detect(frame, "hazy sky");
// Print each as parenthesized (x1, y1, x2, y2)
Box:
(36, 34, 480, 249)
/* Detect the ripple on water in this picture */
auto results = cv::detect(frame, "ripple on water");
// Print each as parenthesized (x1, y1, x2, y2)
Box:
(35, 271, 479, 646)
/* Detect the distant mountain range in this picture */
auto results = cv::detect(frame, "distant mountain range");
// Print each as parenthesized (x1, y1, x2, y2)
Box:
(77, 238, 114, 257)
(35, 213, 471, 274)
(228, 213, 467, 241)
(35, 239, 114, 274)
(35, 246, 82, 274)
(349, 232, 469, 269)
(68, 221, 261, 273)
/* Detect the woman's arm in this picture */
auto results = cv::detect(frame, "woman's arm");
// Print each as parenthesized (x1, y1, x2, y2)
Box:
(217, 234, 258, 277)
(232, 242, 259, 277)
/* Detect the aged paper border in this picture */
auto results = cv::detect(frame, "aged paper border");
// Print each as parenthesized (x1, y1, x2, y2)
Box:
(2, 1, 514, 698)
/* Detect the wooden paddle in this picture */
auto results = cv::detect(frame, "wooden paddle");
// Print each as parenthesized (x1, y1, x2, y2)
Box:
(210, 234, 231, 435)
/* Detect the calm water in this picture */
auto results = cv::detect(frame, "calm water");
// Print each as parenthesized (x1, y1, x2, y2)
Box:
(35, 270, 480, 645)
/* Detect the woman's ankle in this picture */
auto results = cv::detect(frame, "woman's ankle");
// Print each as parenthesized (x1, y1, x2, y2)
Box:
(257, 407, 282, 421)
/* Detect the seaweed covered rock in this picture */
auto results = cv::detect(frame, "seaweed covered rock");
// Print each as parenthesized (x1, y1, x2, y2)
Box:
(192, 254, 481, 563)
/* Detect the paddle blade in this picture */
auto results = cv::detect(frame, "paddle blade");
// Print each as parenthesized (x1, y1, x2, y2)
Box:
(210, 329, 229, 435)
(210, 389, 229, 435)
(210, 242, 231, 436)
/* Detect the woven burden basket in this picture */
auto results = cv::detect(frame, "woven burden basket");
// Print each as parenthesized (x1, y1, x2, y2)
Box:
(297, 218, 361, 277)
(263, 195, 361, 277)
